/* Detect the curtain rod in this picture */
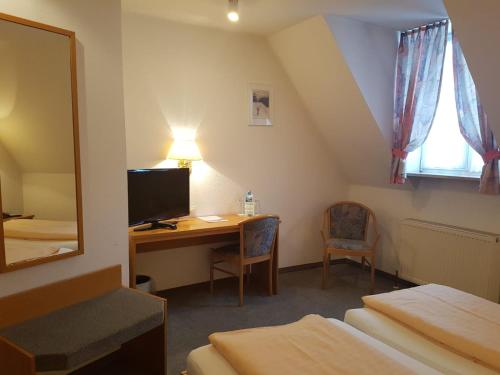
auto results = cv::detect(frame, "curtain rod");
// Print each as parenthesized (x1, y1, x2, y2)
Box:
(401, 19, 449, 35)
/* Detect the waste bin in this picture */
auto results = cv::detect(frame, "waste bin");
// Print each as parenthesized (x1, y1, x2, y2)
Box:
(136, 275, 153, 293)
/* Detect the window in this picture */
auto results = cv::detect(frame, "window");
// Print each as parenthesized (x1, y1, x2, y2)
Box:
(406, 31, 483, 179)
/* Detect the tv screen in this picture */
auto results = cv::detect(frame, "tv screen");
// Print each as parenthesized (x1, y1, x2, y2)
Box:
(127, 168, 190, 226)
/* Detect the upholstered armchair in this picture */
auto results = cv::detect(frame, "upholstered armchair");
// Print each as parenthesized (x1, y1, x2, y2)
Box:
(321, 202, 379, 292)
(210, 215, 280, 306)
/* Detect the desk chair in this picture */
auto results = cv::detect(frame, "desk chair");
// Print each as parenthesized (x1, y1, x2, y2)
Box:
(321, 201, 380, 293)
(210, 215, 279, 306)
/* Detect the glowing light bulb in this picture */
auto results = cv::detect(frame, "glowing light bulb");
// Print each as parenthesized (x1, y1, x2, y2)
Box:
(227, 11, 239, 22)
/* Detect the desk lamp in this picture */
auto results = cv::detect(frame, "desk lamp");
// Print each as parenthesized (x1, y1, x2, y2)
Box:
(168, 139, 202, 171)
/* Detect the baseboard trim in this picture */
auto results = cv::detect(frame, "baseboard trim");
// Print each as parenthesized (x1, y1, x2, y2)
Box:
(278, 258, 348, 273)
(343, 259, 417, 288)
(157, 258, 416, 294)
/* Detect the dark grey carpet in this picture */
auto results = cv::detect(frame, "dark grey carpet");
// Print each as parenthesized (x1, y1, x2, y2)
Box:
(159, 263, 396, 375)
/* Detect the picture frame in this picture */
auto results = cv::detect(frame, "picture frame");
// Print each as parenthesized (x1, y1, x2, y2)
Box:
(248, 84, 273, 126)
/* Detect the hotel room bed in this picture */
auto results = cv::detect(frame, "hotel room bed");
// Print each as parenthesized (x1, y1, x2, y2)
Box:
(186, 284, 500, 375)
(187, 318, 440, 375)
(344, 308, 497, 375)
(5, 238, 78, 264)
(3, 219, 78, 265)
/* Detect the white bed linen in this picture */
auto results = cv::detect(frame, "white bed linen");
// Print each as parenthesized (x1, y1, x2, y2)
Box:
(344, 308, 497, 375)
(187, 344, 237, 375)
(5, 238, 78, 265)
(3, 219, 77, 240)
(186, 318, 441, 375)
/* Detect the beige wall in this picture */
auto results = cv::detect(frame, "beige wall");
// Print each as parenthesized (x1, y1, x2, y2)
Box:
(267, 14, 500, 281)
(0, 141, 23, 214)
(0, 19, 74, 174)
(348, 182, 500, 275)
(122, 14, 348, 290)
(325, 15, 396, 146)
(22, 173, 76, 220)
(443, 0, 500, 139)
(321, 14, 500, 277)
(269, 16, 390, 187)
(0, 0, 128, 297)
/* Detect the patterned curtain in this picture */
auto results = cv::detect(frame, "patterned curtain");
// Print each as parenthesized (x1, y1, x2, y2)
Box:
(453, 36, 500, 194)
(391, 21, 448, 184)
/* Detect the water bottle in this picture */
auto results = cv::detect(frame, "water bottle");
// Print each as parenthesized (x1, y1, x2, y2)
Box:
(244, 191, 255, 216)
(245, 191, 254, 203)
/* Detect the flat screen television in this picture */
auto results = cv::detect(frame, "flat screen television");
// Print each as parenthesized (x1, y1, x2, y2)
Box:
(128, 168, 189, 229)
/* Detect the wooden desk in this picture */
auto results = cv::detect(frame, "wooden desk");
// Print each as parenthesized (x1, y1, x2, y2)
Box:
(129, 214, 279, 293)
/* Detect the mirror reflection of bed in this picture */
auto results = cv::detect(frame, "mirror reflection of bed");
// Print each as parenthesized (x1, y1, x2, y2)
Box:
(0, 15, 81, 268)
(3, 219, 78, 265)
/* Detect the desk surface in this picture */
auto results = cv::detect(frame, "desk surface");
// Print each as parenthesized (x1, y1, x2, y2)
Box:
(128, 214, 265, 243)
(128, 214, 279, 290)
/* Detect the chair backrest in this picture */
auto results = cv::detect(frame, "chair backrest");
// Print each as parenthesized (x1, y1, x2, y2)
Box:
(240, 216, 279, 258)
(327, 202, 374, 241)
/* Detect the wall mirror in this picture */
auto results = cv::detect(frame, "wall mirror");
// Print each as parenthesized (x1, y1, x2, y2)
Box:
(0, 13, 83, 272)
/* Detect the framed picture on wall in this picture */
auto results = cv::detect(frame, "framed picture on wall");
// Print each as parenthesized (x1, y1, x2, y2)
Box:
(249, 84, 273, 126)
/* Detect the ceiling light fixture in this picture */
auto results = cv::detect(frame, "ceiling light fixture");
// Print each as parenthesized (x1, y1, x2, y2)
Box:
(227, 0, 239, 23)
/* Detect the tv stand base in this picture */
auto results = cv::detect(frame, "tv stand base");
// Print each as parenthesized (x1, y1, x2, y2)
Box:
(134, 221, 177, 231)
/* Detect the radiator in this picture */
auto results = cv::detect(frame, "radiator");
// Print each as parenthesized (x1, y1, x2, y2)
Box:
(399, 219, 500, 302)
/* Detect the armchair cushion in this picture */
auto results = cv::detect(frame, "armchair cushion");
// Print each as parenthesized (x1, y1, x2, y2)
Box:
(329, 204, 368, 240)
(326, 238, 370, 251)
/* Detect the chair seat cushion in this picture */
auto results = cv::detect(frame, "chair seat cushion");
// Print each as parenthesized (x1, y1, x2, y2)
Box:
(0, 288, 164, 372)
(327, 238, 370, 251)
(213, 244, 240, 257)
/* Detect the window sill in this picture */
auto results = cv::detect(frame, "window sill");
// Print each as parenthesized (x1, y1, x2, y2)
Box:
(407, 172, 480, 181)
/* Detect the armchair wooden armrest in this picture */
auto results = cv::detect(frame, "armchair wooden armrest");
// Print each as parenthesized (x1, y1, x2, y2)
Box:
(320, 229, 328, 244)
(320, 209, 330, 244)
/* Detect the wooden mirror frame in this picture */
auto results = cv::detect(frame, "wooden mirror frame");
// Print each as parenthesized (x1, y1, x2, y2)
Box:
(0, 12, 83, 273)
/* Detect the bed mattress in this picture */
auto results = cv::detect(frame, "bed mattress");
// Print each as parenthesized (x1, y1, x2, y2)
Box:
(344, 308, 497, 375)
(186, 318, 440, 375)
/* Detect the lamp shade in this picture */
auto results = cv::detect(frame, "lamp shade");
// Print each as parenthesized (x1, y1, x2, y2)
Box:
(168, 139, 202, 161)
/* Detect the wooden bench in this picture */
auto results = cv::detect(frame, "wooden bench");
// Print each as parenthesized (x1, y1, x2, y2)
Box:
(0, 266, 167, 375)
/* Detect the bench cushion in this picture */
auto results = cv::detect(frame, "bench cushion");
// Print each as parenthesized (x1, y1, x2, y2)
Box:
(0, 288, 164, 371)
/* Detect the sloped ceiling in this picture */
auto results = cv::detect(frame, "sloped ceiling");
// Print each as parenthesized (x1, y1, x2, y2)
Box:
(269, 16, 390, 185)
(443, 0, 500, 140)
(326, 15, 397, 146)
(0, 19, 75, 173)
(123, 0, 447, 35)
(122, 1, 450, 187)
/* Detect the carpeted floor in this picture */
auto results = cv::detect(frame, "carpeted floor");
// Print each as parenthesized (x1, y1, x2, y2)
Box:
(159, 263, 396, 375)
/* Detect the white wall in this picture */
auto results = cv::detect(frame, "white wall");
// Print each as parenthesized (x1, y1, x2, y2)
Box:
(0, 0, 128, 297)
(443, 0, 500, 140)
(326, 15, 397, 145)
(269, 16, 390, 187)
(122, 14, 348, 290)
(22, 173, 76, 220)
(348, 181, 500, 275)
